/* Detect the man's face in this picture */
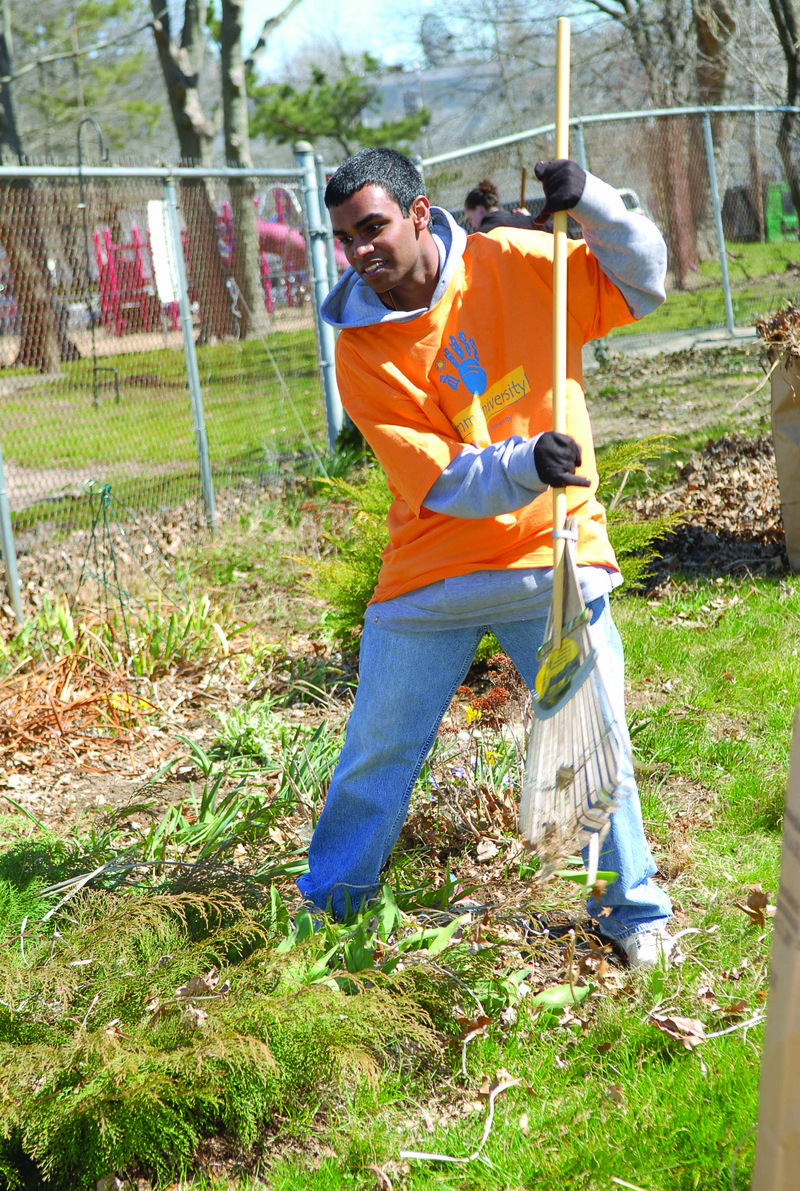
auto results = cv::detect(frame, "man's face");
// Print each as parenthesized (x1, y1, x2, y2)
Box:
(330, 184, 431, 296)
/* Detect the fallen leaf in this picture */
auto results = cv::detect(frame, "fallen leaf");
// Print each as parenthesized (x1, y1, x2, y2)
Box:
(650, 1013, 707, 1049)
(476, 837, 499, 862)
(748, 885, 771, 911)
(367, 1164, 393, 1190)
(720, 998, 749, 1021)
(176, 967, 219, 998)
(697, 984, 720, 1010)
(455, 1014, 491, 1037)
(182, 1004, 208, 1029)
(734, 900, 775, 927)
(605, 1083, 624, 1104)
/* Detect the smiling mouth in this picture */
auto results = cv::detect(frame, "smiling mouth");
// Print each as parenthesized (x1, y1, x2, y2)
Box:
(360, 260, 387, 279)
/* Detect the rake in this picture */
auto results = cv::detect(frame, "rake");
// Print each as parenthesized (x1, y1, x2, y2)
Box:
(518, 17, 631, 882)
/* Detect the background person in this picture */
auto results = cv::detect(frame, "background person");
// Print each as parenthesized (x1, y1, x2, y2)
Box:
(464, 176, 537, 232)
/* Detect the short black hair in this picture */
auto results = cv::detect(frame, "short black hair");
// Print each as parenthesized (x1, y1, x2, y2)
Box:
(325, 147, 425, 216)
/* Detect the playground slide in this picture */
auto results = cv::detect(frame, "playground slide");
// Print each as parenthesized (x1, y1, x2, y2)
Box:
(257, 219, 348, 272)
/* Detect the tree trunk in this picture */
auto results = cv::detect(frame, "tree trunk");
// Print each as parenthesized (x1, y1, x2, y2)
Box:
(649, 117, 698, 289)
(769, 0, 800, 229)
(0, 181, 69, 371)
(0, 10, 76, 371)
(150, 0, 233, 341)
(688, 0, 737, 242)
(220, 0, 269, 339)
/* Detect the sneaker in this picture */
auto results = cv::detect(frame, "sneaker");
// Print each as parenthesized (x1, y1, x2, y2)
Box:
(615, 924, 675, 970)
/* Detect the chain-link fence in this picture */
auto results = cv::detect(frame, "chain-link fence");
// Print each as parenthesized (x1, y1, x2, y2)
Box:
(420, 104, 800, 333)
(0, 156, 341, 617)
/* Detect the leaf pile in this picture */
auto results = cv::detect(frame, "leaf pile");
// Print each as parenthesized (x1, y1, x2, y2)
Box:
(628, 434, 788, 584)
(755, 300, 800, 356)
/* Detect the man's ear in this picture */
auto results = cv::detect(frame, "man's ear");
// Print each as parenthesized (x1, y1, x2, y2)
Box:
(410, 195, 431, 231)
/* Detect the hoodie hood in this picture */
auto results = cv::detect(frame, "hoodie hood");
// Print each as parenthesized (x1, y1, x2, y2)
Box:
(320, 206, 468, 330)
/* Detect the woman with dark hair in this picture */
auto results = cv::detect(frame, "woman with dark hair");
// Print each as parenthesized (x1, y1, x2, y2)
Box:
(464, 177, 536, 232)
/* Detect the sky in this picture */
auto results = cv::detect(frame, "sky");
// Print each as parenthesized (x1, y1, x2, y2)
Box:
(243, 0, 433, 76)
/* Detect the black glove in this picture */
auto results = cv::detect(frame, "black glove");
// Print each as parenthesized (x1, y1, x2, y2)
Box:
(533, 431, 591, 488)
(533, 160, 586, 226)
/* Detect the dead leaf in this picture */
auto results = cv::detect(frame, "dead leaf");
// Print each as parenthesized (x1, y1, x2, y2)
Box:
(748, 885, 771, 910)
(176, 967, 219, 998)
(605, 1083, 624, 1104)
(697, 984, 720, 1011)
(367, 1164, 393, 1191)
(590, 878, 608, 901)
(476, 837, 498, 862)
(650, 1013, 707, 1049)
(734, 897, 776, 927)
(720, 998, 749, 1021)
(455, 1014, 491, 1038)
(182, 1004, 208, 1029)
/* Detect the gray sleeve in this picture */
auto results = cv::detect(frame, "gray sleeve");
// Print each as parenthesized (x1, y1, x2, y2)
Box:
(572, 172, 667, 319)
(422, 435, 547, 518)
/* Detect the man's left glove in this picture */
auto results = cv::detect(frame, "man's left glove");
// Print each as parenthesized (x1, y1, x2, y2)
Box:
(533, 159, 586, 226)
(533, 431, 591, 488)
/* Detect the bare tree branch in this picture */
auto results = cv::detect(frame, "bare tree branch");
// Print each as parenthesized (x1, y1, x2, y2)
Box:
(0, 10, 167, 88)
(245, 0, 308, 72)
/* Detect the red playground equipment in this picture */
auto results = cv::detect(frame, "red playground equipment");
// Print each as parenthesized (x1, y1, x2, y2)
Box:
(94, 225, 169, 337)
(94, 187, 347, 337)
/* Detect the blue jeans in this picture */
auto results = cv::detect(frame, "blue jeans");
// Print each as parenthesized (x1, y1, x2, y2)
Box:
(296, 596, 672, 937)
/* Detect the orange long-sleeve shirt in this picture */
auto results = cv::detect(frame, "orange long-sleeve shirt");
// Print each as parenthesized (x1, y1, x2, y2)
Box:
(335, 226, 636, 603)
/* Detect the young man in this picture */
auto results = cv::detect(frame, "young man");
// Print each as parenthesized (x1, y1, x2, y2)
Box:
(296, 147, 673, 968)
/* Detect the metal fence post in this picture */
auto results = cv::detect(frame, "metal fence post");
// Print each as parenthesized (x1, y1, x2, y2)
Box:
(295, 141, 343, 451)
(315, 155, 339, 293)
(574, 121, 588, 171)
(702, 111, 735, 334)
(0, 438, 23, 625)
(162, 176, 217, 530)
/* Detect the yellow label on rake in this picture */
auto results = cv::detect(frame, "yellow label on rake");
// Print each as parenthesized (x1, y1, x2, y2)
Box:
(536, 637, 580, 704)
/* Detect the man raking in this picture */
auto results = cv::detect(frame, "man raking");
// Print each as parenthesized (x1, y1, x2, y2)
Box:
(296, 147, 673, 969)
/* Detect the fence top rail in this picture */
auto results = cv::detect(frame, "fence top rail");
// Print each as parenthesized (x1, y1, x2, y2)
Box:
(0, 165, 306, 181)
(418, 103, 800, 168)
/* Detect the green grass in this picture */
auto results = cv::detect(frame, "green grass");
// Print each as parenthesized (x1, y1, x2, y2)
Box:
(610, 238, 800, 335)
(4, 330, 325, 536)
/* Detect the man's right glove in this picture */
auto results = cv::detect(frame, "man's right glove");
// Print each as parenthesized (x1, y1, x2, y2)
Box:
(533, 431, 591, 488)
(533, 159, 586, 226)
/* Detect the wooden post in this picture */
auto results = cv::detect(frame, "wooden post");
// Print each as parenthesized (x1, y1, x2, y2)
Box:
(753, 702, 800, 1185)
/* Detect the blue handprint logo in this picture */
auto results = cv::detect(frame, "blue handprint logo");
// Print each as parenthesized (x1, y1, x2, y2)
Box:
(442, 333, 487, 396)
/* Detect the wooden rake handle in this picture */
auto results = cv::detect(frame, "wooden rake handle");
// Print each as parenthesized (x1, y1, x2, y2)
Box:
(551, 16, 571, 647)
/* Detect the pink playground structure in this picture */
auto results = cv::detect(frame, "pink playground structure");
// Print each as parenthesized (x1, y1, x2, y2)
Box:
(94, 186, 347, 337)
(217, 188, 347, 314)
